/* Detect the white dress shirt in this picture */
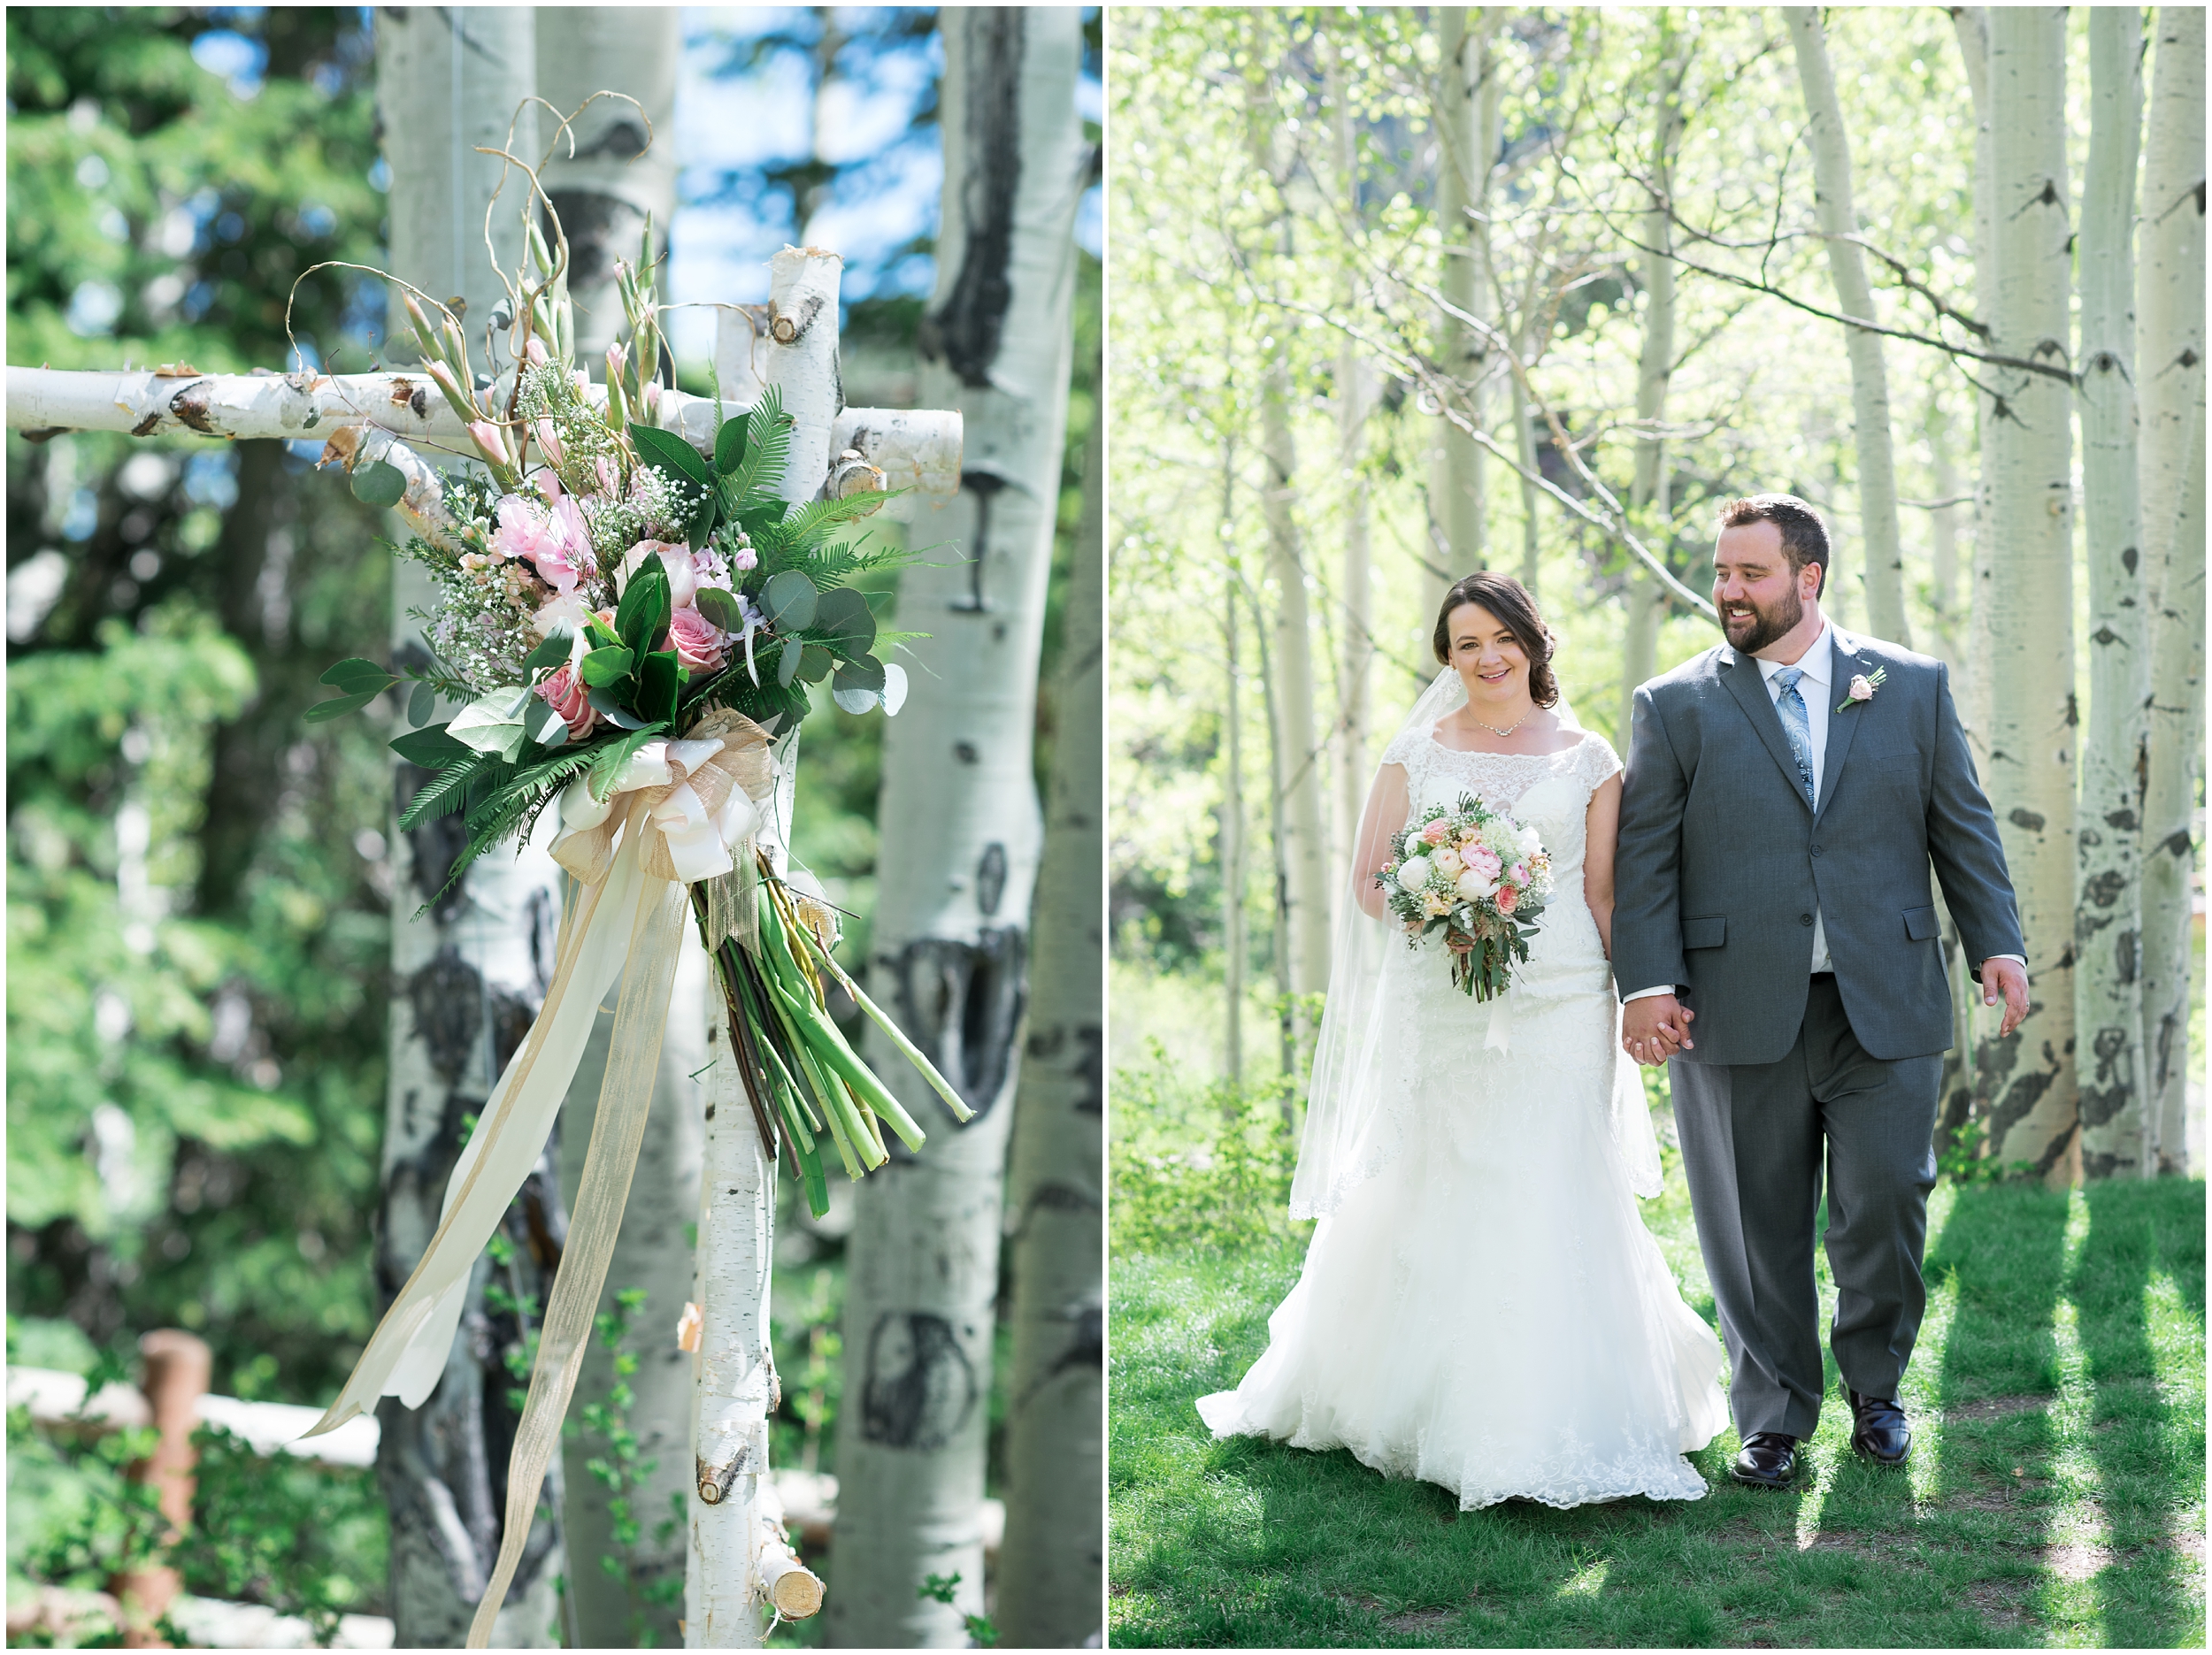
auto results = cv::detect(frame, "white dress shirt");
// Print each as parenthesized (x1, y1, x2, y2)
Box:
(1626, 617, 2022, 1004)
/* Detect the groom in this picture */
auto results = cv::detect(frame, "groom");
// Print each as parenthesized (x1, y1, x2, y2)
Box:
(1612, 494, 2027, 1490)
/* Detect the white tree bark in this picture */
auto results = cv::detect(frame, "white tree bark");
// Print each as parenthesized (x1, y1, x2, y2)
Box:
(996, 406, 1103, 1649)
(1220, 449, 1248, 1087)
(1430, 8, 1489, 610)
(535, 9, 681, 366)
(2137, 4, 2207, 1177)
(684, 1015, 775, 1651)
(1620, 11, 1681, 745)
(2074, 7, 2150, 1181)
(1925, 396, 1963, 670)
(1785, 8, 1910, 647)
(1977, 8, 2078, 1183)
(828, 11, 1083, 1645)
(1950, 4, 1996, 757)
(371, 11, 567, 1644)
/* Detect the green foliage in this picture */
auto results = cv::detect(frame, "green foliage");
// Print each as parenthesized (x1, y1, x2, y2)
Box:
(573, 1284, 684, 1644)
(918, 1570, 998, 1647)
(1109, 1044, 1309, 1257)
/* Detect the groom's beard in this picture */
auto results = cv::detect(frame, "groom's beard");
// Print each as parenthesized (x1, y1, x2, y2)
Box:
(1720, 586, 1803, 655)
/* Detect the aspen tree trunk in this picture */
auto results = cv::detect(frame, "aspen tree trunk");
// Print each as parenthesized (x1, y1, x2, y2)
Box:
(828, 11, 1083, 1644)
(1251, 581, 1299, 1087)
(2137, 4, 2207, 1177)
(1325, 30, 1376, 894)
(535, 9, 681, 366)
(1515, 365, 1542, 599)
(1620, 10, 1681, 745)
(1785, 8, 1909, 647)
(1950, 4, 1996, 757)
(997, 407, 1104, 1650)
(1221, 450, 1248, 1089)
(534, 17, 699, 1641)
(1926, 399, 1963, 669)
(1976, 8, 2078, 1184)
(1430, 8, 1488, 613)
(372, 11, 567, 1645)
(2074, 8, 2151, 1181)
(1245, 20, 1333, 1038)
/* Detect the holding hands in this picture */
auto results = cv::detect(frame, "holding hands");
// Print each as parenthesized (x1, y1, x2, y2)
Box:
(1622, 994, 1694, 1066)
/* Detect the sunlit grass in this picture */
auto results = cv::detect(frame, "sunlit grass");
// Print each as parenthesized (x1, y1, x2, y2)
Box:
(1110, 1168, 2205, 1648)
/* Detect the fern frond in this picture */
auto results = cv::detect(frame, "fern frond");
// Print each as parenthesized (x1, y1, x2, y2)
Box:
(726, 386, 790, 504)
(398, 755, 495, 830)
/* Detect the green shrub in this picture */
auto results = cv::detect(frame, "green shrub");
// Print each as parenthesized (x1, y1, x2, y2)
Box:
(1110, 1047, 1310, 1255)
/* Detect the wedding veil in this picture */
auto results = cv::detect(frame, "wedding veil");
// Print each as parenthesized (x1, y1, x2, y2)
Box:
(1286, 668, 1663, 1219)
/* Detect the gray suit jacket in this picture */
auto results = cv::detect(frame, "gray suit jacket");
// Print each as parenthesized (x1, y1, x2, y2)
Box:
(1613, 625, 2025, 1067)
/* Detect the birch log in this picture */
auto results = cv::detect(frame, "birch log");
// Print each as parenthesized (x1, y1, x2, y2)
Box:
(996, 405, 1104, 1648)
(2136, 4, 2206, 1177)
(1785, 8, 1910, 647)
(1976, 8, 2077, 1183)
(535, 9, 680, 365)
(684, 1015, 775, 1650)
(1620, 10, 1681, 745)
(371, 11, 567, 1644)
(828, 11, 1083, 1644)
(2073, 8, 2150, 1181)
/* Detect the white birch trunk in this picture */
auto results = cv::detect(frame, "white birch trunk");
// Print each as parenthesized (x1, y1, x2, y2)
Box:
(1430, 7, 1486, 609)
(828, 12, 1083, 1644)
(1926, 398, 1963, 670)
(1951, 4, 1996, 760)
(1620, 12, 1680, 745)
(2073, 8, 2151, 1181)
(535, 9, 681, 366)
(1977, 8, 2078, 1183)
(684, 1015, 775, 1650)
(537, 21, 697, 1640)
(1785, 8, 1910, 647)
(2136, 4, 2206, 1176)
(996, 407, 1103, 1649)
(1326, 32, 1376, 913)
(370, 14, 568, 1645)
(1221, 454, 1248, 1087)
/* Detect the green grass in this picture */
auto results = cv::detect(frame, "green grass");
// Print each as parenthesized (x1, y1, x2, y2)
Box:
(1110, 1163, 2205, 1647)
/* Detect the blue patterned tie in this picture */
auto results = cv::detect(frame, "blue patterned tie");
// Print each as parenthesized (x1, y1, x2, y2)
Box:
(1772, 667, 1816, 805)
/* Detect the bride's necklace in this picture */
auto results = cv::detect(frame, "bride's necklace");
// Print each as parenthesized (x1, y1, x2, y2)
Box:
(1467, 705, 1534, 739)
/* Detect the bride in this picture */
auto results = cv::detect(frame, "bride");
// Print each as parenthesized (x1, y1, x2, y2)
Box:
(1198, 571, 1727, 1509)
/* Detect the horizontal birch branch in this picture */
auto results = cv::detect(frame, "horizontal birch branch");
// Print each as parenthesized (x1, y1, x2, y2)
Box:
(4, 366, 962, 518)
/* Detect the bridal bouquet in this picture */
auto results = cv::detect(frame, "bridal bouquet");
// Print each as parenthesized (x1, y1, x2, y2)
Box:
(1377, 793, 1553, 1000)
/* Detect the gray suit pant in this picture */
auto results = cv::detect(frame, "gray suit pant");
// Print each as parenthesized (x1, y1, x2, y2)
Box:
(1668, 975, 1940, 1441)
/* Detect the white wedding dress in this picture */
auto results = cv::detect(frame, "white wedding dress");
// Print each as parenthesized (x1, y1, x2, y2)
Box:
(1197, 724, 1728, 1510)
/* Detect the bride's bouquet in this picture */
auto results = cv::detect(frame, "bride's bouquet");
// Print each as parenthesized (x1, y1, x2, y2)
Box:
(1376, 793, 1554, 1000)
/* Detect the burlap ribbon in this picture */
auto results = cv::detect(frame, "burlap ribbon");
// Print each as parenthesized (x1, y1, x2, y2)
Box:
(302, 709, 780, 1648)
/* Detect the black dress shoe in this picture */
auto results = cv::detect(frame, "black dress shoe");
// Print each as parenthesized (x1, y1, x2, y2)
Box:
(1847, 1389, 1911, 1466)
(1728, 1432, 1800, 1489)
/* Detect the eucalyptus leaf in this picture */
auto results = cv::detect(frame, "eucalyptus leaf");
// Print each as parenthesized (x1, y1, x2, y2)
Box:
(796, 643, 833, 684)
(831, 655, 886, 698)
(693, 586, 745, 632)
(880, 662, 909, 716)
(776, 635, 805, 688)
(814, 587, 877, 656)
(319, 657, 396, 694)
(349, 459, 407, 510)
(762, 569, 819, 631)
(391, 724, 470, 769)
(832, 684, 880, 716)
(713, 413, 748, 476)
(303, 690, 378, 723)
(406, 679, 438, 728)
(522, 626, 574, 673)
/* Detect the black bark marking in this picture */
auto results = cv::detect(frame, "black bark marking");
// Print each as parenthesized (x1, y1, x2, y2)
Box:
(2105, 808, 2139, 831)
(860, 1312, 976, 1450)
(2122, 545, 2139, 576)
(953, 739, 980, 765)
(2081, 869, 2128, 910)
(168, 379, 216, 433)
(976, 841, 1009, 916)
(917, 11, 1025, 387)
(2008, 808, 2047, 832)
(882, 929, 1030, 1124)
(407, 946, 485, 1085)
(949, 471, 1006, 612)
(1025, 1020, 1104, 1115)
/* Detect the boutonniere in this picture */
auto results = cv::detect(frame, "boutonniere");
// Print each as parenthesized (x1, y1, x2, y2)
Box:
(1837, 666, 1886, 713)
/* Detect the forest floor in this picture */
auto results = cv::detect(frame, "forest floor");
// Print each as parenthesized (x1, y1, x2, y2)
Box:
(1109, 1168, 2205, 1648)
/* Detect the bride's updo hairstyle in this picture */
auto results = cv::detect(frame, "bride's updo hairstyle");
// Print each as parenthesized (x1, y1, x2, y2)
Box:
(1432, 571, 1560, 709)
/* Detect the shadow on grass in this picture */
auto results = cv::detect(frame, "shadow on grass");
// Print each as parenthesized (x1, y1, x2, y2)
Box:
(2073, 1178, 2207, 1647)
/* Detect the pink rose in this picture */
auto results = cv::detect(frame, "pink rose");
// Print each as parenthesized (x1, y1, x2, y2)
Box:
(1847, 674, 1875, 703)
(620, 540, 699, 606)
(493, 492, 595, 594)
(534, 660, 600, 739)
(1422, 820, 1452, 847)
(1494, 885, 1519, 916)
(1463, 845, 1502, 882)
(665, 604, 726, 672)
